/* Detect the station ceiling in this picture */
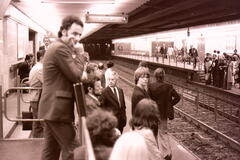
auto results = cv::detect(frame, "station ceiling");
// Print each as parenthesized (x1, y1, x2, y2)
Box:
(10, 0, 240, 43)
(82, 0, 240, 43)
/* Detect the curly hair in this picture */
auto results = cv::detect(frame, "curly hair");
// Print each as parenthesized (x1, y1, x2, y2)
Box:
(58, 15, 84, 38)
(87, 109, 118, 147)
(130, 98, 160, 137)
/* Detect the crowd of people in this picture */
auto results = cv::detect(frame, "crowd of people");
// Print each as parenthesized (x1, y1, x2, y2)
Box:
(19, 15, 182, 160)
(204, 50, 240, 90)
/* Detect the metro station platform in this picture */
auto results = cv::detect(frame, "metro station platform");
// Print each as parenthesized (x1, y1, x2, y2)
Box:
(0, 79, 201, 160)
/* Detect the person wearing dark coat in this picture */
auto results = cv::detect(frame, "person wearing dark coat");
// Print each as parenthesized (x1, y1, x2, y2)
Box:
(99, 71, 127, 133)
(131, 67, 150, 115)
(149, 68, 180, 131)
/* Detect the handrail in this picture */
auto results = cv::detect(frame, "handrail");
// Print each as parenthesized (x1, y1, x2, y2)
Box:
(3, 87, 44, 122)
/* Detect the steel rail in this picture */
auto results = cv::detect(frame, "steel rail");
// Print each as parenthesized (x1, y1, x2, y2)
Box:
(116, 65, 240, 152)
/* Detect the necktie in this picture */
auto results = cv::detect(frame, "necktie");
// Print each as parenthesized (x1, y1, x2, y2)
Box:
(113, 87, 120, 107)
(113, 87, 118, 97)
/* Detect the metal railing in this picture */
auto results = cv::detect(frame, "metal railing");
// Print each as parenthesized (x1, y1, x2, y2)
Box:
(114, 53, 203, 71)
(0, 86, 43, 139)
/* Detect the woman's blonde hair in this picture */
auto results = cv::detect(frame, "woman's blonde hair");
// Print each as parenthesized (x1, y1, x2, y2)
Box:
(134, 67, 150, 84)
(109, 131, 149, 160)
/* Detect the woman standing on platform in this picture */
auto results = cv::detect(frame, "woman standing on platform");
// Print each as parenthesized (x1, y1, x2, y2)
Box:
(131, 67, 150, 115)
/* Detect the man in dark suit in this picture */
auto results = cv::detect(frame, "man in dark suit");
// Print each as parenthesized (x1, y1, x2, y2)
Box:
(38, 16, 85, 160)
(149, 68, 180, 132)
(82, 76, 102, 115)
(99, 71, 127, 133)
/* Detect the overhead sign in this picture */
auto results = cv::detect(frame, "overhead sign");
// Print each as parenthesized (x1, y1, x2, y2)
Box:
(85, 13, 128, 24)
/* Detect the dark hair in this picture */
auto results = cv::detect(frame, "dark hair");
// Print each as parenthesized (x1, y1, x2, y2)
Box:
(82, 76, 100, 94)
(106, 61, 114, 68)
(153, 67, 165, 82)
(130, 98, 160, 137)
(58, 15, 84, 38)
(37, 50, 45, 61)
(87, 109, 118, 146)
(39, 46, 45, 51)
(25, 54, 33, 61)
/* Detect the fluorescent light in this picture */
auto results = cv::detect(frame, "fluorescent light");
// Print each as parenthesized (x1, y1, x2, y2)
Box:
(85, 13, 128, 24)
(41, 0, 115, 4)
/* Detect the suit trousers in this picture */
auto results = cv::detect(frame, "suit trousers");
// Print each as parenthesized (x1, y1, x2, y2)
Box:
(30, 101, 43, 138)
(41, 121, 79, 160)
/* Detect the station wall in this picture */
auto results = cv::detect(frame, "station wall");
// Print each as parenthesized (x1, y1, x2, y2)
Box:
(0, 4, 47, 92)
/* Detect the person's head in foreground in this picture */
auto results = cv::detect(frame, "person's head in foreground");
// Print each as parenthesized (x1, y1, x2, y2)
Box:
(130, 98, 160, 137)
(109, 131, 149, 160)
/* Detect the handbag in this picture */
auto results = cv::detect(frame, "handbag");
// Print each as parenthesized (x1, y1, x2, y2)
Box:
(22, 106, 33, 130)
(22, 89, 42, 130)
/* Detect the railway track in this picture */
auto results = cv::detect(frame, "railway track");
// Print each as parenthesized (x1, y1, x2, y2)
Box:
(113, 63, 240, 159)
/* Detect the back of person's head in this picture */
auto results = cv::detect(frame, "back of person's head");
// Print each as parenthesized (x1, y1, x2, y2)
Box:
(87, 109, 118, 147)
(37, 50, 45, 62)
(134, 67, 150, 84)
(106, 61, 114, 68)
(109, 131, 149, 160)
(58, 15, 84, 38)
(39, 46, 45, 51)
(86, 63, 98, 74)
(98, 62, 104, 70)
(138, 61, 148, 68)
(154, 67, 165, 82)
(130, 98, 160, 137)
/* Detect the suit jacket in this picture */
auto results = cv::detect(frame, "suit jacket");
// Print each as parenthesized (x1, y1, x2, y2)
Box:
(131, 86, 150, 115)
(149, 82, 180, 120)
(85, 94, 100, 116)
(39, 39, 85, 122)
(99, 86, 126, 129)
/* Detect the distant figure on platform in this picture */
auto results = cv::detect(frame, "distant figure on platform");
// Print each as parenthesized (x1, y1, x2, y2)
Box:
(105, 61, 114, 87)
(131, 67, 150, 114)
(149, 68, 180, 131)
(29, 50, 45, 138)
(38, 15, 85, 160)
(160, 43, 168, 59)
(156, 44, 161, 62)
(74, 109, 119, 160)
(99, 71, 127, 133)
(96, 62, 106, 88)
(189, 45, 198, 69)
(82, 76, 102, 115)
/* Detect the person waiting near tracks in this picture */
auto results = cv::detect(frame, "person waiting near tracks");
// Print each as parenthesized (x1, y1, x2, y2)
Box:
(74, 109, 119, 160)
(99, 71, 127, 133)
(189, 45, 198, 69)
(130, 98, 164, 160)
(96, 62, 106, 88)
(38, 15, 85, 160)
(149, 67, 180, 132)
(104, 61, 114, 87)
(109, 131, 150, 160)
(131, 67, 150, 115)
(82, 76, 103, 115)
(29, 50, 45, 138)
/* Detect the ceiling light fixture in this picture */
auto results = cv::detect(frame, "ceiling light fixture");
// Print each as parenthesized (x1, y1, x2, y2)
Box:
(41, 0, 115, 4)
(85, 12, 128, 24)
